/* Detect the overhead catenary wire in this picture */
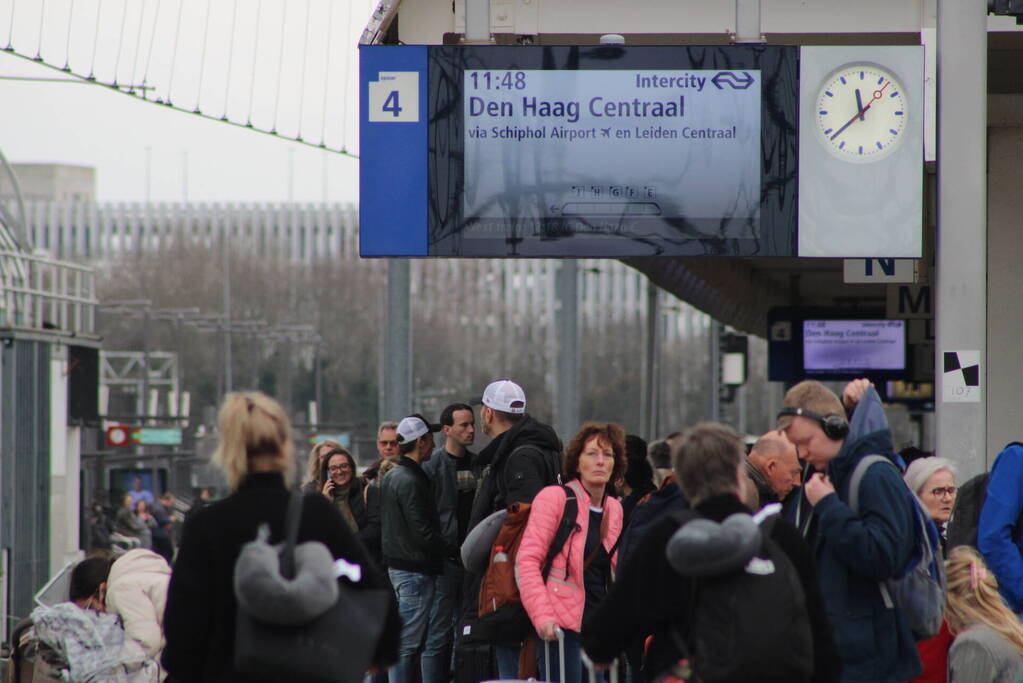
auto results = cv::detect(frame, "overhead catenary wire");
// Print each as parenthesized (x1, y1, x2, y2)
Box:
(195, 0, 211, 113)
(112, 0, 129, 85)
(270, 2, 288, 134)
(295, 0, 311, 141)
(246, 0, 262, 126)
(222, 0, 238, 119)
(319, 0, 334, 147)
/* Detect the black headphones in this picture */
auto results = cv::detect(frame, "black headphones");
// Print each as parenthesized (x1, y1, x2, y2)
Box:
(777, 406, 849, 441)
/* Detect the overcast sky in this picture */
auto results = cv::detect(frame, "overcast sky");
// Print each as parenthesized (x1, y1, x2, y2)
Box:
(0, 0, 375, 203)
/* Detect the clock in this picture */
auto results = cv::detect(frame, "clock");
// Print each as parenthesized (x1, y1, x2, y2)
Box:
(814, 64, 909, 163)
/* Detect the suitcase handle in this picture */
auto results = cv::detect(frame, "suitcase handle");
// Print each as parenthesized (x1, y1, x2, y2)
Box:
(582, 649, 618, 683)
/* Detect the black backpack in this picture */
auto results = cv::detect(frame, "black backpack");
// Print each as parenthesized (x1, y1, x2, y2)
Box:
(668, 509, 814, 683)
(946, 442, 1023, 550)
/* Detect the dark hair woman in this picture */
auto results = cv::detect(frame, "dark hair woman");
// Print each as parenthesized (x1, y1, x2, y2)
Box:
(161, 391, 400, 682)
(318, 447, 382, 563)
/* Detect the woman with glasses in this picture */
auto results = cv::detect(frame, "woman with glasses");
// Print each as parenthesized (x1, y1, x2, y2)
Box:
(322, 447, 383, 564)
(301, 438, 346, 495)
(905, 456, 958, 552)
(904, 456, 958, 683)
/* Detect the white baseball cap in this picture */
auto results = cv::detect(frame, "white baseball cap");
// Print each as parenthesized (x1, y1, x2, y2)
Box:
(396, 414, 441, 444)
(481, 379, 527, 414)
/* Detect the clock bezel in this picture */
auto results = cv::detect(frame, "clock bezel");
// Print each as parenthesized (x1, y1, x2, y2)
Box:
(813, 62, 909, 165)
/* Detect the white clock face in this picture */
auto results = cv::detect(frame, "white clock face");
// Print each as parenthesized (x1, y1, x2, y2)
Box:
(815, 65, 908, 163)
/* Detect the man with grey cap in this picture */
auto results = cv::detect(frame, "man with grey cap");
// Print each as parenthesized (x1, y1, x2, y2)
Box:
(464, 379, 563, 679)
(381, 413, 460, 683)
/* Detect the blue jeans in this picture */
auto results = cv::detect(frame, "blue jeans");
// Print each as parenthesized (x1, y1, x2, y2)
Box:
(423, 561, 463, 683)
(537, 629, 581, 683)
(388, 569, 438, 683)
(495, 644, 521, 679)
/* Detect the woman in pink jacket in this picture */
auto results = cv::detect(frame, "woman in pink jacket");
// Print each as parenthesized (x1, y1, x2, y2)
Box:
(517, 422, 625, 682)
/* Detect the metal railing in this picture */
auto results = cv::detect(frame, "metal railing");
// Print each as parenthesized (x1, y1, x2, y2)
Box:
(0, 249, 97, 335)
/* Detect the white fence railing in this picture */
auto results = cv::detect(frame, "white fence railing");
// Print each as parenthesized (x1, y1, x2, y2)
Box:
(0, 249, 97, 335)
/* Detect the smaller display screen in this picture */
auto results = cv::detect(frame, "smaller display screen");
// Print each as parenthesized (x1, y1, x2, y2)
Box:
(803, 319, 905, 372)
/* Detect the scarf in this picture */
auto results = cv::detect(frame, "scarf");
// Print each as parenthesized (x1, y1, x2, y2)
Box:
(332, 482, 359, 533)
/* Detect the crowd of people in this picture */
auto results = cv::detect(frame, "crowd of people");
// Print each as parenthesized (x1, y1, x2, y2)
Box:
(24, 376, 1023, 683)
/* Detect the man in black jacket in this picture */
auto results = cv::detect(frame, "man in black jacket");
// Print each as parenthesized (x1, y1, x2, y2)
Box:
(464, 379, 563, 679)
(381, 414, 459, 683)
(582, 422, 841, 683)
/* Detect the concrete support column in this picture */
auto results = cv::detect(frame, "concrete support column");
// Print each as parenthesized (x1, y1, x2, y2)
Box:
(641, 280, 660, 440)
(555, 261, 579, 442)
(935, 0, 986, 477)
(381, 259, 412, 423)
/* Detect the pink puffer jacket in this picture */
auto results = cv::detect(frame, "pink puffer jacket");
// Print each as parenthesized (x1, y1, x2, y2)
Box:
(515, 479, 622, 633)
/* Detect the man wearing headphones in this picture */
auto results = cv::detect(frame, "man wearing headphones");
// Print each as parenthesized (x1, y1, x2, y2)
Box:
(778, 379, 920, 683)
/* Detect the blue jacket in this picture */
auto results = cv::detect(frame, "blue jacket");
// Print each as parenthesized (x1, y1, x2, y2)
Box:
(978, 443, 1023, 613)
(812, 388, 920, 683)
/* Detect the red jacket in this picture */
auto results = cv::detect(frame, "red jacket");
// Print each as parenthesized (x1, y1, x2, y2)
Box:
(911, 620, 953, 683)
(515, 479, 622, 633)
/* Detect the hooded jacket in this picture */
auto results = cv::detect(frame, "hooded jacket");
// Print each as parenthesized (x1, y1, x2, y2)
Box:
(811, 387, 920, 682)
(106, 548, 172, 668)
(581, 494, 841, 683)
(467, 414, 562, 533)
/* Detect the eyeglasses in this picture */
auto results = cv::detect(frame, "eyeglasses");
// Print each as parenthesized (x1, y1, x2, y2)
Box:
(929, 486, 957, 498)
(328, 464, 352, 473)
(378, 440, 398, 447)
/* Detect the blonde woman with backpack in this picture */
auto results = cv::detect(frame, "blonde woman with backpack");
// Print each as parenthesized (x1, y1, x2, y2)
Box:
(945, 546, 1023, 683)
(161, 392, 400, 682)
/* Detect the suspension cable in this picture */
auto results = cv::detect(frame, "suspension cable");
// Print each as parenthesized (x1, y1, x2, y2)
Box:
(270, 2, 288, 134)
(246, 0, 262, 126)
(63, 0, 74, 70)
(88, 0, 102, 79)
(195, 0, 211, 112)
(222, 0, 238, 119)
(141, 0, 161, 97)
(166, 0, 185, 104)
(341, 0, 354, 152)
(296, 0, 311, 141)
(129, 0, 147, 91)
(319, 0, 334, 147)
(112, 0, 129, 85)
(34, 0, 45, 59)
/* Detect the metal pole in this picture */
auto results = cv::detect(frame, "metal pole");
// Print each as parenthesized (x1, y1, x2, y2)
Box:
(709, 321, 721, 423)
(935, 0, 986, 478)
(641, 280, 659, 440)
(555, 261, 579, 441)
(734, 0, 763, 43)
(222, 227, 233, 395)
(381, 259, 411, 422)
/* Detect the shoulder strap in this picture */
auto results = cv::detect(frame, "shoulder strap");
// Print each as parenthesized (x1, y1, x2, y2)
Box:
(541, 485, 579, 580)
(848, 455, 895, 514)
(280, 488, 304, 580)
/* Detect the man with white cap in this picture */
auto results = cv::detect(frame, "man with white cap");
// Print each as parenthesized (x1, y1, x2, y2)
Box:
(464, 379, 563, 679)
(381, 413, 460, 683)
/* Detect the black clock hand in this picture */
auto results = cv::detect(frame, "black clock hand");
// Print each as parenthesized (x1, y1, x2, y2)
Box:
(830, 82, 890, 141)
(855, 89, 865, 121)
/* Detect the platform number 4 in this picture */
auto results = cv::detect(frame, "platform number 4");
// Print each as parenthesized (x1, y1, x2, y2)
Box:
(369, 72, 419, 123)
